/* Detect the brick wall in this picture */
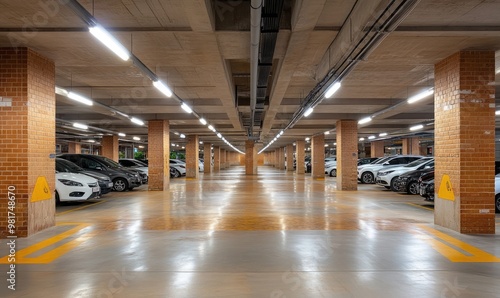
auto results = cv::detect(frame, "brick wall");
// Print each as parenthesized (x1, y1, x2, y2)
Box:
(286, 144, 294, 171)
(296, 140, 305, 174)
(311, 134, 325, 179)
(203, 143, 212, 173)
(148, 120, 169, 191)
(370, 141, 385, 157)
(213, 146, 220, 172)
(336, 120, 358, 190)
(0, 48, 56, 238)
(434, 50, 495, 234)
(186, 135, 199, 178)
(101, 135, 119, 162)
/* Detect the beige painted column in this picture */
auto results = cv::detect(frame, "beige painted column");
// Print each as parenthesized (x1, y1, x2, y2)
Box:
(101, 135, 119, 162)
(213, 146, 221, 172)
(337, 120, 358, 190)
(245, 140, 257, 175)
(286, 144, 294, 171)
(68, 142, 81, 154)
(370, 141, 385, 157)
(434, 50, 495, 234)
(296, 140, 305, 174)
(311, 135, 325, 179)
(186, 135, 199, 179)
(204, 143, 212, 173)
(148, 120, 170, 191)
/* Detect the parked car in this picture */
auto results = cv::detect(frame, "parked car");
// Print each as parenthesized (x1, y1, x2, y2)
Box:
(417, 171, 435, 201)
(394, 167, 435, 195)
(55, 172, 100, 203)
(58, 154, 142, 192)
(325, 162, 338, 177)
(169, 159, 187, 178)
(56, 158, 114, 195)
(306, 158, 336, 173)
(119, 158, 149, 183)
(376, 158, 434, 191)
(357, 155, 424, 184)
(495, 175, 500, 213)
(358, 157, 380, 166)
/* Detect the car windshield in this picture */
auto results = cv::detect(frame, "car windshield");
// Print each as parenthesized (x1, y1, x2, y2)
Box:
(97, 156, 123, 168)
(130, 159, 147, 167)
(373, 156, 391, 164)
(56, 158, 84, 172)
(404, 158, 432, 168)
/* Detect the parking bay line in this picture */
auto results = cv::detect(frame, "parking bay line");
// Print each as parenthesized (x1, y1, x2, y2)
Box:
(406, 202, 434, 211)
(56, 200, 106, 216)
(0, 223, 94, 264)
(418, 224, 500, 262)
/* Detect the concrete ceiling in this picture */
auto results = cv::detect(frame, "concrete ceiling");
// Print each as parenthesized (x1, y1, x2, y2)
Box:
(1, 0, 500, 152)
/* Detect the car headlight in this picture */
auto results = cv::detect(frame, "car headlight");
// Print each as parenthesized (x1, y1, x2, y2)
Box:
(378, 170, 394, 176)
(58, 179, 83, 187)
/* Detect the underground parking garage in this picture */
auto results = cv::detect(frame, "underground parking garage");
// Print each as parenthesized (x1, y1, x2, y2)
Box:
(1, 0, 500, 296)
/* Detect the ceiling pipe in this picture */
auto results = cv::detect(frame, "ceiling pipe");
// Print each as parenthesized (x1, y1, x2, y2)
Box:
(249, 0, 263, 138)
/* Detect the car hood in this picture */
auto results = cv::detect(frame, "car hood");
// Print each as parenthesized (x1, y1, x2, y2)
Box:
(56, 172, 98, 183)
(79, 170, 111, 181)
(399, 168, 434, 178)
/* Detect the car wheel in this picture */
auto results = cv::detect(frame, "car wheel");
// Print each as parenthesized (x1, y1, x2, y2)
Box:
(113, 178, 128, 192)
(407, 181, 418, 195)
(495, 194, 500, 213)
(330, 169, 337, 177)
(55, 191, 61, 205)
(390, 177, 399, 191)
(361, 172, 374, 184)
(174, 169, 181, 178)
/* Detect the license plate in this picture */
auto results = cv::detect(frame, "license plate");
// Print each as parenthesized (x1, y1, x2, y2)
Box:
(108, 182, 114, 187)
(92, 187, 99, 193)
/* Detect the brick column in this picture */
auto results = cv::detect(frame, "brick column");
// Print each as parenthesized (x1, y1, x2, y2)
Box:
(204, 143, 212, 173)
(213, 146, 220, 172)
(245, 140, 257, 174)
(148, 120, 169, 191)
(186, 135, 199, 179)
(370, 141, 384, 157)
(337, 120, 358, 190)
(0, 48, 56, 237)
(101, 135, 119, 162)
(221, 149, 227, 169)
(68, 142, 81, 154)
(278, 147, 284, 170)
(273, 150, 278, 167)
(311, 135, 325, 179)
(296, 140, 305, 174)
(402, 138, 420, 155)
(434, 51, 495, 234)
(286, 144, 294, 172)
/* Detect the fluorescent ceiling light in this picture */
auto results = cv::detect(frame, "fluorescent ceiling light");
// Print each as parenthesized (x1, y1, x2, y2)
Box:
(87, 139, 95, 143)
(407, 88, 434, 104)
(55, 86, 68, 96)
(199, 118, 207, 125)
(279, 130, 284, 135)
(171, 143, 175, 146)
(324, 131, 330, 135)
(199, 141, 203, 144)
(304, 107, 314, 117)
(68, 91, 93, 106)
(181, 103, 192, 113)
(359, 137, 365, 141)
(334, 142, 337, 145)
(182, 146, 185, 149)
(89, 25, 130, 61)
(358, 117, 372, 125)
(118, 133, 126, 137)
(324, 144, 328, 147)
(138, 145, 144, 149)
(496, 110, 500, 116)
(305, 137, 310, 141)
(133, 136, 141, 141)
(180, 134, 186, 138)
(72, 122, 88, 130)
(379, 132, 387, 137)
(325, 82, 341, 98)
(208, 125, 215, 132)
(217, 133, 222, 138)
(130, 117, 144, 126)
(410, 124, 424, 131)
(368, 136, 375, 140)
(153, 80, 173, 97)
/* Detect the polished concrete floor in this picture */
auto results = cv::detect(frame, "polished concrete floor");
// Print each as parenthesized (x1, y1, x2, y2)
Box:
(2, 166, 500, 297)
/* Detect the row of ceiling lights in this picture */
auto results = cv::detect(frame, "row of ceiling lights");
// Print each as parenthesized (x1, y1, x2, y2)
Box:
(61, 3, 244, 154)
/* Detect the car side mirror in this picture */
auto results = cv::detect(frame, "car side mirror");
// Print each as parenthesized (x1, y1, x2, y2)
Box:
(95, 166, 102, 171)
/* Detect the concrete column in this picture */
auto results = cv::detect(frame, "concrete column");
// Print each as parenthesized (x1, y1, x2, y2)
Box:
(148, 120, 170, 191)
(286, 144, 294, 171)
(204, 143, 212, 173)
(337, 120, 358, 190)
(213, 146, 220, 172)
(68, 142, 81, 154)
(402, 138, 420, 155)
(296, 140, 305, 174)
(245, 140, 257, 175)
(0, 48, 56, 237)
(311, 135, 325, 179)
(101, 135, 119, 162)
(435, 50, 495, 234)
(186, 135, 199, 179)
(370, 141, 385, 157)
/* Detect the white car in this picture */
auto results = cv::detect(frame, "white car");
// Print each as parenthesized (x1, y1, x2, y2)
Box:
(357, 155, 424, 184)
(376, 158, 434, 190)
(495, 175, 500, 213)
(325, 161, 338, 177)
(55, 172, 100, 203)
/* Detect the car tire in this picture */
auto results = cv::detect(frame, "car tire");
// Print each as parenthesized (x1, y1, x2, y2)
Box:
(174, 169, 181, 178)
(113, 178, 128, 192)
(407, 181, 418, 195)
(55, 191, 61, 205)
(361, 172, 374, 184)
(495, 194, 500, 213)
(330, 169, 337, 177)
(390, 177, 399, 192)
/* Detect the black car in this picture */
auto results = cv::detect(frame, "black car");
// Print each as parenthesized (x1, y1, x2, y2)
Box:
(56, 158, 114, 195)
(417, 171, 435, 201)
(58, 154, 142, 192)
(394, 167, 434, 194)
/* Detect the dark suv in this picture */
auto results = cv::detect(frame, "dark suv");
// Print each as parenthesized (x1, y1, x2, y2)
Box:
(58, 154, 142, 192)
